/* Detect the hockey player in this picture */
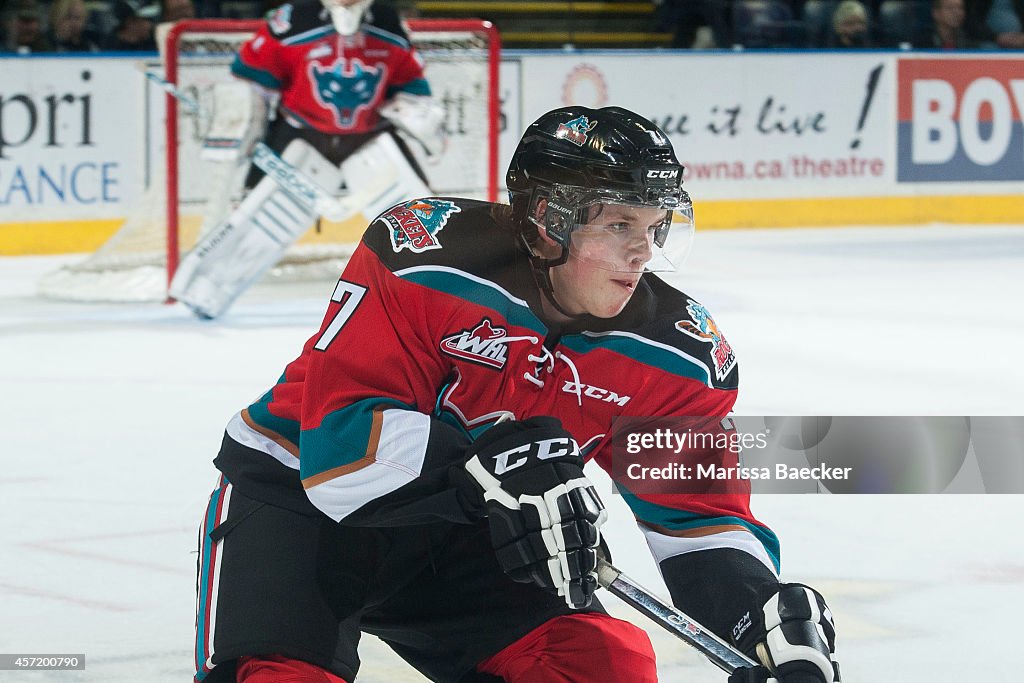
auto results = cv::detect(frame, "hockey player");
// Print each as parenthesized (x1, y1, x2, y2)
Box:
(194, 106, 840, 683)
(170, 0, 443, 319)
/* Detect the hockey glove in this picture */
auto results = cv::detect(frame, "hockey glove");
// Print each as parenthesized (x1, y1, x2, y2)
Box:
(728, 583, 840, 683)
(458, 417, 607, 609)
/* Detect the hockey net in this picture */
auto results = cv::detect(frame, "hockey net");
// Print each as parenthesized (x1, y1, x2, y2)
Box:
(39, 18, 500, 302)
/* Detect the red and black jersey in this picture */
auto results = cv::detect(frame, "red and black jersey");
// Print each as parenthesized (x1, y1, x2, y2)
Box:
(231, 0, 429, 134)
(216, 198, 780, 577)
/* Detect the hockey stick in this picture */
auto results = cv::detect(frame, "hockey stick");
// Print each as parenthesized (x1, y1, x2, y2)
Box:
(490, 411, 756, 674)
(144, 70, 201, 114)
(145, 70, 348, 219)
(149, 65, 399, 222)
(597, 560, 757, 674)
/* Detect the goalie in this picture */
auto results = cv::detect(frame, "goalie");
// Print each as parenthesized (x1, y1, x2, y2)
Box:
(169, 0, 443, 319)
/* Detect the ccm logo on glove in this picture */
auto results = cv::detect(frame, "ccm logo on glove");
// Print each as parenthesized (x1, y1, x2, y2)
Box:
(492, 437, 580, 475)
(456, 416, 607, 609)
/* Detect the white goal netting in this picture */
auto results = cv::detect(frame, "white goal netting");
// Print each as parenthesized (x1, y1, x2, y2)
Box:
(39, 18, 500, 302)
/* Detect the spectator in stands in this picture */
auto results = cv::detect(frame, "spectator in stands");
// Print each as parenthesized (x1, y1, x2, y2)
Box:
(2, 0, 52, 53)
(827, 0, 873, 47)
(48, 0, 102, 51)
(162, 0, 197, 22)
(654, 0, 732, 48)
(103, 0, 159, 50)
(914, 0, 977, 48)
(965, 0, 1024, 48)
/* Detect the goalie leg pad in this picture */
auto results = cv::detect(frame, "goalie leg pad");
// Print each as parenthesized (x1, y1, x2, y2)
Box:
(169, 138, 343, 318)
(335, 132, 431, 223)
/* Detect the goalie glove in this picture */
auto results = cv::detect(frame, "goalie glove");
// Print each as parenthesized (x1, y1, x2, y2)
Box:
(455, 417, 607, 609)
(378, 92, 446, 157)
(728, 583, 841, 683)
(201, 81, 269, 162)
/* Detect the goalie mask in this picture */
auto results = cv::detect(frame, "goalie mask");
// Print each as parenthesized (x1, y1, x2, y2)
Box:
(321, 0, 372, 36)
(507, 106, 694, 307)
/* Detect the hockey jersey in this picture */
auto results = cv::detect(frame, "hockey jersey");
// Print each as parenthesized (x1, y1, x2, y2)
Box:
(231, 0, 429, 134)
(216, 198, 780, 583)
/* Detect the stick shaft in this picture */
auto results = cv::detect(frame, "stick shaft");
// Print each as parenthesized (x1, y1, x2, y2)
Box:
(597, 561, 756, 674)
(145, 71, 200, 114)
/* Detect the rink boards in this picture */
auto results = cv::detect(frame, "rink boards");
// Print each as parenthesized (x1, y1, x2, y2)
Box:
(2, 50, 1024, 254)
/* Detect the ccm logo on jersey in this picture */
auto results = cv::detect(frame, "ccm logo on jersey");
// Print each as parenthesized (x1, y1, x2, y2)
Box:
(562, 381, 631, 406)
(492, 437, 581, 475)
(440, 318, 509, 369)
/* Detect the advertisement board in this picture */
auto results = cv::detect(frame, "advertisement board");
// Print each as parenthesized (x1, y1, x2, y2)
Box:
(521, 53, 894, 200)
(3, 51, 1024, 253)
(0, 58, 146, 221)
(897, 57, 1024, 182)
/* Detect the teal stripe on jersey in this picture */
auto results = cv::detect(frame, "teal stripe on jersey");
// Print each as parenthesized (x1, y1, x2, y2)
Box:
(281, 26, 334, 45)
(560, 331, 712, 386)
(396, 267, 547, 335)
(364, 24, 410, 49)
(387, 78, 431, 98)
(435, 408, 474, 438)
(299, 396, 412, 479)
(231, 56, 282, 90)
(618, 484, 781, 572)
(246, 373, 300, 445)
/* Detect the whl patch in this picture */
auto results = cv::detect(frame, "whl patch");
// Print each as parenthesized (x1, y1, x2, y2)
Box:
(440, 318, 509, 370)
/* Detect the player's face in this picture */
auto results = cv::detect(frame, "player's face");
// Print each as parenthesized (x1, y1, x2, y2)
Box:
(547, 203, 669, 319)
(569, 203, 668, 273)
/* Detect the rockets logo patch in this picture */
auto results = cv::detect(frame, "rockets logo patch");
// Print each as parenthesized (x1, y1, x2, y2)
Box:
(382, 199, 460, 253)
(556, 114, 597, 147)
(440, 318, 509, 370)
(675, 299, 736, 381)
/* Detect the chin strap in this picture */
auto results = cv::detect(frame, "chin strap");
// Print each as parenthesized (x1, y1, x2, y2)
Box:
(519, 232, 581, 321)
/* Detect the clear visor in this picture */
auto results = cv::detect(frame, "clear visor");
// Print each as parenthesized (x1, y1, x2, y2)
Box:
(567, 197, 694, 274)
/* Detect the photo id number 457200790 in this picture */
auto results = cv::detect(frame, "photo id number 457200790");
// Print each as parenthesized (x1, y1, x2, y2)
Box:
(0, 654, 85, 670)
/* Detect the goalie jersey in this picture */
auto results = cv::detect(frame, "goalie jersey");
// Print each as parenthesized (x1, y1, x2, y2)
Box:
(231, 0, 429, 135)
(215, 198, 780, 583)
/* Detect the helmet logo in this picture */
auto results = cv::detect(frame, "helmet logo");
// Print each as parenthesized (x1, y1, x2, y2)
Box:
(646, 169, 679, 179)
(556, 115, 598, 147)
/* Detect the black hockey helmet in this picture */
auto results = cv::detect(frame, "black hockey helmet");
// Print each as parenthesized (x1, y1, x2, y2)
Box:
(506, 106, 694, 309)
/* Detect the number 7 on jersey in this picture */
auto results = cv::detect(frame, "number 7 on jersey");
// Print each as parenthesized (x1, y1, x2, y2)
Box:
(314, 280, 368, 351)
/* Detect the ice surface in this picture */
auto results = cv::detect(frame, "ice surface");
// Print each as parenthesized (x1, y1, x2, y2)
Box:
(2, 225, 1022, 681)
